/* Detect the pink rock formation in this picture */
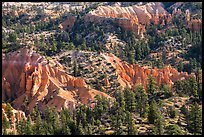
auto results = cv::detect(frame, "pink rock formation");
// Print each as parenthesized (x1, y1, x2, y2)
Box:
(84, 2, 168, 37)
(102, 53, 194, 90)
(2, 103, 26, 133)
(2, 48, 112, 113)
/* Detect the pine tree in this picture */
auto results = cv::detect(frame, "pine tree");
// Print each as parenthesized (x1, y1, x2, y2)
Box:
(93, 95, 104, 120)
(60, 108, 71, 135)
(148, 99, 160, 124)
(115, 91, 126, 111)
(180, 105, 188, 116)
(44, 107, 58, 135)
(196, 69, 202, 100)
(110, 102, 124, 135)
(177, 61, 184, 72)
(151, 126, 158, 135)
(147, 75, 158, 99)
(34, 113, 45, 135)
(135, 84, 148, 117)
(114, 117, 123, 135)
(86, 107, 93, 124)
(173, 80, 184, 96)
(30, 106, 40, 121)
(5, 103, 13, 125)
(61, 124, 71, 135)
(124, 88, 136, 112)
(129, 49, 135, 64)
(24, 115, 33, 135)
(53, 113, 61, 134)
(103, 97, 110, 112)
(188, 102, 202, 134)
(126, 112, 138, 135)
(81, 38, 87, 50)
(188, 77, 198, 98)
(166, 124, 184, 135)
(154, 115, 165, 135)
(129, 91, 137, 112)
(73, 60, 79, 77)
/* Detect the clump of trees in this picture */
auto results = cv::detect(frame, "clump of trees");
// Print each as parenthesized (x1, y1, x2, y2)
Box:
(2, 75, 202, 135)
(173, 76, 201, 100)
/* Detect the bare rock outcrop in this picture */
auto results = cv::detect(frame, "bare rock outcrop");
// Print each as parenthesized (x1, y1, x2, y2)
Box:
(2, 48, 112, 113)
(84, 2, 168, 38)
(102, 53, 194, 90)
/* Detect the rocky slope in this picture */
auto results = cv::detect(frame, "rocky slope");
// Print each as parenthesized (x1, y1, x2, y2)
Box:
(83, 2, 169, 38)
(55, 50, 194, 94)
(2, 48, 112, 114)
(102, 53, 195, 90)
(2, 48, 195, 115)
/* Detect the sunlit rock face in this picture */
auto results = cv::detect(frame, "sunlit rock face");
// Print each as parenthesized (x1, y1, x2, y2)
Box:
(84, 2, 168, 38)
(2, 48, 112, 113)
(2, 48, 194, 114)
(102, 53, 194, 90)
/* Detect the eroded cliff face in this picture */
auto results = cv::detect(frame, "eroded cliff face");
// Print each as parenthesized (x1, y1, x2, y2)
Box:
(84, 2, 168, 38)
(102, 53, 194, 90)
(2, 48, 112, 113)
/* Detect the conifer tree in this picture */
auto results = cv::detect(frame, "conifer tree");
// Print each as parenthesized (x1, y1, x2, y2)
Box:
(124, 88, 136, 112)
(188, 77, 198, 98)
(135, 84, 148, 117)
(5, 103, 13, 125)
(188, 102, 202, 134)
(25, 115, 33, 135)
(196, 69, 202, 100)
(148, 99, 160, 124)
(115, 91, 126, 111)
(147, 75, 158, 99)
(34, 113, 45, 135)
(166, 124, 184, 135)
(154, 114, 165, 135)
(126, 111, 138, 135)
